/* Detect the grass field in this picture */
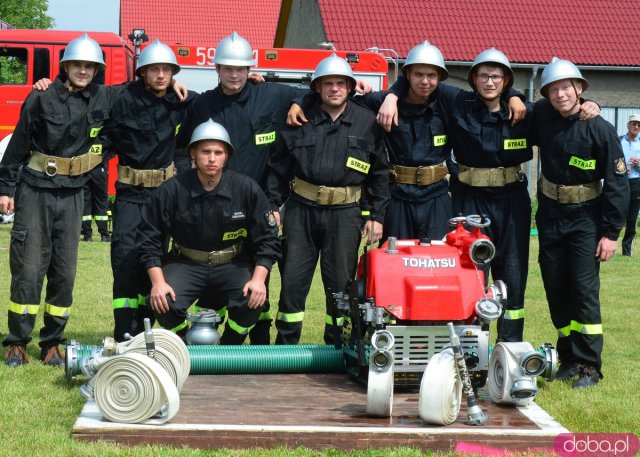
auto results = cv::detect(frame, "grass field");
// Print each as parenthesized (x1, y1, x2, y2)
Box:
(0, 220, 638, 456)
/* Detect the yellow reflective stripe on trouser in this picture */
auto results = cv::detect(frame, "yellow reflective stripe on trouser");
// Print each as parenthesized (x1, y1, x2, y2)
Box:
(8, 301, 39, 315)
(257, 311, 271, 322)
(113, 297, 138, 309)
(171, 321, 188, 334)
(82, 215, 92, 221)
(504, 309, 525, 320)
(227, 318, 252, 335)
(94, 215, 109, 221)
(571, 320, 602, 335)
(557, 321, 602, 337)
(276, 311, 304, 323)
(325, 314, 344, 326)
(138, 294, 147, 307)
(44, 303, 71, 317)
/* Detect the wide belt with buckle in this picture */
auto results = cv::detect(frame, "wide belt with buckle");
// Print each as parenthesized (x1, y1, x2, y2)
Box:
(458, 164, 523, 187)
(391, 162, 448, 186)
(117, 164, 176, 188)
(292, 176, 362, 205)
(539, 174, 601, 204)
(27, 151, 102, 177)
(174, 241, 242, 265)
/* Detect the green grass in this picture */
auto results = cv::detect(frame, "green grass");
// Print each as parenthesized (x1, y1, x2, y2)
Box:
(0, 221, 638, 456)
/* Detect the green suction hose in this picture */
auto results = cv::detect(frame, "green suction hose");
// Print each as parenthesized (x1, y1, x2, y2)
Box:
(69, 344, 345, 376)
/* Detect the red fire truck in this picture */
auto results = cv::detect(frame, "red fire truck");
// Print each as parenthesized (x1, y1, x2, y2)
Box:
(0, 29, 390, 195)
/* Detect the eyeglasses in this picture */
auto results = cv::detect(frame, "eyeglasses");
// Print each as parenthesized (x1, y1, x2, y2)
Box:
(630, 121, 640, 127)
(476, 73, 504, 83)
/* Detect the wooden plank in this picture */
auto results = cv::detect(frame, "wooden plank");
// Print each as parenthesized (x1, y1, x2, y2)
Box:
(73, 373, 567, 452)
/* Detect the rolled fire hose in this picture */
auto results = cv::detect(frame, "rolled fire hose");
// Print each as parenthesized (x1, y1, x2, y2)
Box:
(93, 352, 180, 424)
(123, 346, 185, 393)
(488, 342, 537, 406)
(419, 348, 462, 425)
(122, 329, 191, 381)
(366, 349, 394, 417)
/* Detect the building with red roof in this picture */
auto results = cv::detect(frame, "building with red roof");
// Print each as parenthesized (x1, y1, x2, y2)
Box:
(120, 0, 283, 48)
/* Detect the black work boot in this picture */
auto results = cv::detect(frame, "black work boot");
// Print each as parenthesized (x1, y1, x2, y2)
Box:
(573, 364, 600, 389)
(4, 345, 29, 367)
(40, 345, 64, 367)
(555, 361, 580, 380)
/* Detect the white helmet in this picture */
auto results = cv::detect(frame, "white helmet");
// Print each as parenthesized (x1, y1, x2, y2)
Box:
(539, 57, 589, 98)
(136, 39, 180, 77)
(188, 119, 235, 155)
(468, 48, 513, 90)
(213, 32, 256, 67)
(60, 33, 105, 71)
(311, 53, 356, 90)
(403, 41, 448, 81)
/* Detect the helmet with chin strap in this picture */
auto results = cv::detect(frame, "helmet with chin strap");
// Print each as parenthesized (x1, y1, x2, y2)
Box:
(467, 48, 513, 90)
(60, 33, 106, 71)
(188, 119, 235, 156)
(403, 41, 448, 81)
(539, 57, 588, 98)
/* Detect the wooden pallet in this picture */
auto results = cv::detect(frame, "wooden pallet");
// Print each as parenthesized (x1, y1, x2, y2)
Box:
(73, 373, 567, 453)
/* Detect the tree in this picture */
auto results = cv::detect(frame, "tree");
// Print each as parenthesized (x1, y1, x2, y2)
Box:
(0, 0, 54, 29)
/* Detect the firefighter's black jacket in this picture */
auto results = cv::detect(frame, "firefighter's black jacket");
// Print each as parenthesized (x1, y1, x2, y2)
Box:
(176, 82, 302, 188)
(0, 76, 119, 195)
(103, 79, 198, 202)
(267, 98, 390, 223)
(137, 168, 281, 271)
(532, 100, 630, 240)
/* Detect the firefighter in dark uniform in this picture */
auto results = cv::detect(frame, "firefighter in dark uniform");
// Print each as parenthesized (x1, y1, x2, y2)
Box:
(268, 54, 390, 345)
(442, 49, 533, 343)
(533, 58, 629, 388)
(80, 158, 111, 242)
(358, 41, 452, 241)
(104, 40, 197, 342)
(175, 32, 305, 344)
(138, 119, 281, 343)
(0, 34, 119, 366)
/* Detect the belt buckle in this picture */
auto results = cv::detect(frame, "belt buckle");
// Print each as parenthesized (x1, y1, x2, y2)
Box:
(208, 251, 220, 264)
(317, 185, 327, 204)
(415, 166, 424, 185)
(45, 158, 58, 177)
(517, 169, 525, 182)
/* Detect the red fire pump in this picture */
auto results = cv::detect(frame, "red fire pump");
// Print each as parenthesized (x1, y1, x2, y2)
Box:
(332, 215, 507, 396)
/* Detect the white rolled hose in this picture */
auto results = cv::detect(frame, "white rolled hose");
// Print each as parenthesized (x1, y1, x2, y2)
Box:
(419, 348, 462, 425)
(93, 352, 180, 424)
(120, 328, 191, 389)
(488, 342, 538, 406)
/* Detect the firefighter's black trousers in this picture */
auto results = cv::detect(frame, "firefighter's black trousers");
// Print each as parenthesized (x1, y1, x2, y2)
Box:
(81, 166, 110, 237)
(383, 191, 452, 242)
(154, 257, 261, 344)
(536, 205, 604, 372)
(111, 198, 152, 341)
(275, 200, 361, 345)
(3, 183, 82, 349)
(452, 185, 531, 343)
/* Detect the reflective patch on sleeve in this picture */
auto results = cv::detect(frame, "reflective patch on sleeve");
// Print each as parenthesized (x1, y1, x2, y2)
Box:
(503, 138, 527, 150)
(89, 126, 103, 138)
(222, 228, 248, 241)
(175, 123, 181, 137)
(433, 134, 448, 147)
(255, 131, 276, 146)
(89, 144, 103, 155)
(346, 156, 370, 174)
(568, 155, 596, 170)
